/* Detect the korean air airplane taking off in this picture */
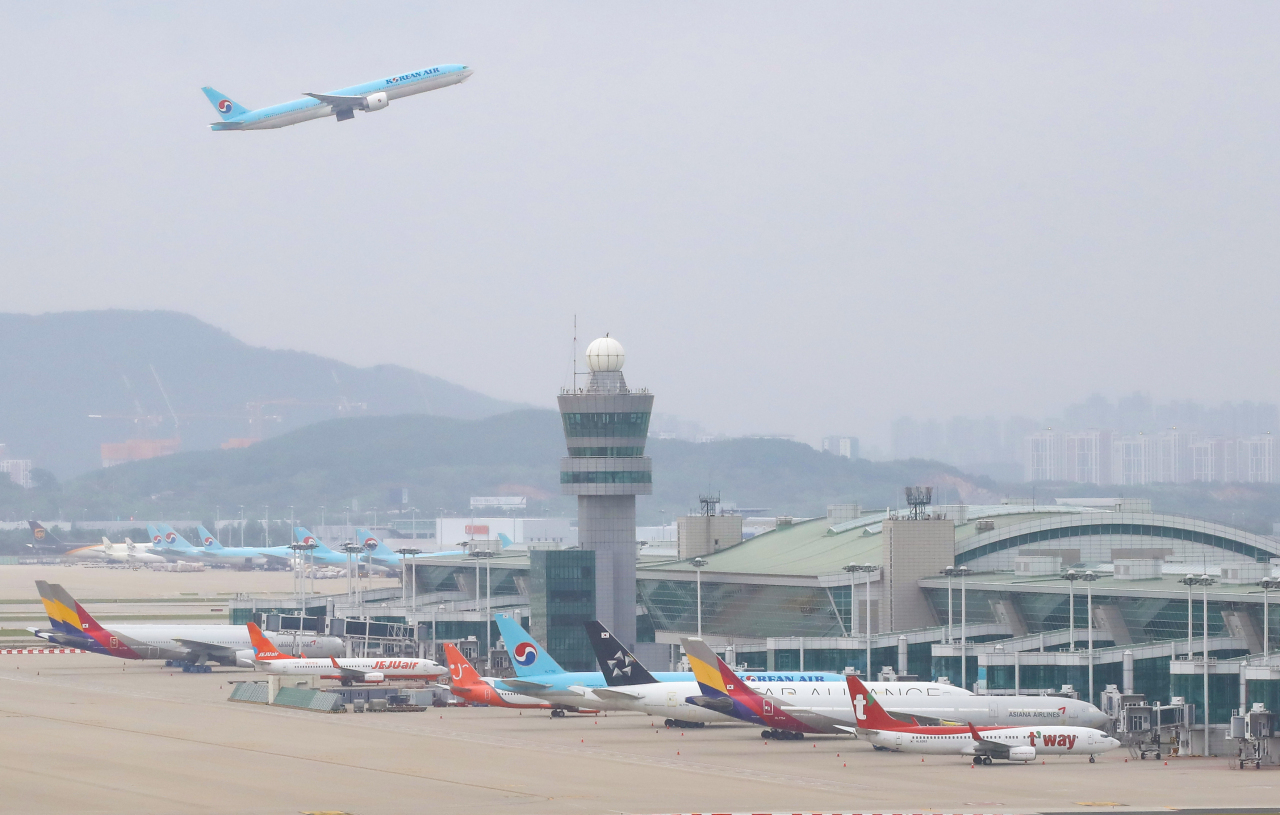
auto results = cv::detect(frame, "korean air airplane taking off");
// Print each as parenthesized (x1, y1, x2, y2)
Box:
(201, 64, 472, 131)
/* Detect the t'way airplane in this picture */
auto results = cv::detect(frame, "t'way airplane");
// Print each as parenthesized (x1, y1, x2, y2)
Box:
(442, 643, 597, 714)
(846, 672, 1120, 765)
(29, 582, 343, 665)
(202, 64, 472, 131)
(680, 636, 1108, 739)
(247, 623, 444, 684)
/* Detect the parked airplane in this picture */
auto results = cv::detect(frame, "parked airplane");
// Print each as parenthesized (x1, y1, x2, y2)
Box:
(148, 524, 209, 562)
(584, 621, 974, 729)
(680, 637, 1109, 739)
(294, 527, 364, 567)
(27, 521, 104, 558)
(846, 672, 1120, 764)
(202, 64, 472, 131)
(28, 581, 343, 665)
(355, 527, 485, 572)
(195, 525, 296, 567)
(96, 536, 166, 564)
(441, 643, 590, 712)
(247, 623, 444, 684)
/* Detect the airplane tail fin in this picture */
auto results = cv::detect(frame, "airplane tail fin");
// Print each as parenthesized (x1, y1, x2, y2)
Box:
(494, 613, 564, 676)
(443, 643, 483, 687)
(156, 524, 198, 551)
(246, 622, 290, 660)
(35, 580, 83, 636)
(197, 525, 223, 550)
(201, 86, 249, 120)
(356, 528, 398, 559)
(584, 620, 658, 686)
(844, 671, 901, 729)
(681, 637, 750, 700)
(497, 532, 515, 549)
(28, 520, 65, 551)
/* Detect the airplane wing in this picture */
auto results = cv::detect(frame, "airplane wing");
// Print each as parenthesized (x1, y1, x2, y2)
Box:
(585, 687, 644, 701)
(966, 722, 1011, 757)
(172, 638, 243, 659)
(501, 679, 554, 692)
(327, 656, 372, 679)
(304, 92, 370, 110)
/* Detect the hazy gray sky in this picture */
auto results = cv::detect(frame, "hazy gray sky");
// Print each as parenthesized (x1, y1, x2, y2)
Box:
(4, 3, 1278, 447)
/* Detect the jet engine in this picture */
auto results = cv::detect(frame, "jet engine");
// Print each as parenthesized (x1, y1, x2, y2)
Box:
(1008, 746, 1036, 762)
(364, 92, 389, 111)
(363, 672, 385, 683)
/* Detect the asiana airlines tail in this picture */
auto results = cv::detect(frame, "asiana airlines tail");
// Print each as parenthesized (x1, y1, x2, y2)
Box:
(201, 63, 472, 131)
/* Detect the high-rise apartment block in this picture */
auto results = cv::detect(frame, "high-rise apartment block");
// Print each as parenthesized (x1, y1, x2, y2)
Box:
(821, 435, 859, 459)
(1024, 428, 1278, 485)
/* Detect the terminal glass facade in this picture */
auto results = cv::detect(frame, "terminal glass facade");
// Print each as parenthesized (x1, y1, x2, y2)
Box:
(957, 522, 1274, 566)
(530, 550, 597, 671)
(561, 412, 652, 438)
(639, 579, 845, 639)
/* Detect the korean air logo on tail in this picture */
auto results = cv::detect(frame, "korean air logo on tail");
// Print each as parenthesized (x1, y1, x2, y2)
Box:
(164, 531, 176, 543)
(202, 536, 215, 546)
(217, 99, 233, 113)
(303, 536, 316, 546)
(513, 642, 538, 667)
(152, 533, 162, 544)
(363, 536, 378, 549)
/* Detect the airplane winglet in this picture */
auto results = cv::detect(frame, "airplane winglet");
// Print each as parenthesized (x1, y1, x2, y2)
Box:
(967, 721, 982, 741)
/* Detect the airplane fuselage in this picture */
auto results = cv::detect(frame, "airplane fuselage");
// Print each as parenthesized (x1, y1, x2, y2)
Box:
(211, 64, 471, 131)
(863, 723, 1120, 760)
(256, 656, 444, 682)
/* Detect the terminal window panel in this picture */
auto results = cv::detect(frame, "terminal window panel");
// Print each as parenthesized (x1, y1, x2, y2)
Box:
(560, 471, 653, 484)
(561, 412, 652, 438)
(639, 580, 844, 638)
(956, 523, 1274, 566)
(567, 446, 646, 457)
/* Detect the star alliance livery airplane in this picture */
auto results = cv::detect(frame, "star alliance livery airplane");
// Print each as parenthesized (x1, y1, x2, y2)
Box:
(201, 63, 472, 131)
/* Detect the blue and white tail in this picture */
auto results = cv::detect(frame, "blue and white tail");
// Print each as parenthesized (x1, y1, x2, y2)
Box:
(201, 87, 249, 120)
(294, 526, 339, 555)
(196, 525, 223, 551)
(495, 613, 565, 676)
(152, 524, 200, 551)
(356, 528, 399, 560)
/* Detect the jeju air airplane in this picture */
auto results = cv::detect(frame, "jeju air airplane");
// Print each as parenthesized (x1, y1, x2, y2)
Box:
(846, 672, 1120, 765)
(201, 64, 472, 131)
(247, 622, 445, 685)
(442, 643, 597, 715)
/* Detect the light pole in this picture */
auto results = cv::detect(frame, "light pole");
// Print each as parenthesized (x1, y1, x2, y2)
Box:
(1261, 578, 1280, 659)
(950, 565, 971, 689)
(239, 506, 244, 547)
(471, 549, 495, 670)
(397, 548, 419, 610)
(433, 602, 446, 663)
(1180, 574, 1197, 660)
(289, 541, 316, 656)
(1063, 569, 1081, 653)
(940, 566, 960, 644)
(843, 563, 859, 638)
(692, 557, 708, 636)
(320, 505, 326, 529)
(343, 542, 361, 608)
(1080, 570, 1099, 705)
(1199, 574, 1215, 732)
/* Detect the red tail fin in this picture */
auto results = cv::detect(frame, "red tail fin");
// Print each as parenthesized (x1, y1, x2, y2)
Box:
(845, 672, 905, 730)
(967, 721, 983, 741)
(246, 622, 291, 660)
(443, 643, 482, 687)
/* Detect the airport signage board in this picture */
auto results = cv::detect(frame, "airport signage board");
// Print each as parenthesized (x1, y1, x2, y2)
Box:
(465, 525, 490, 536)
(470, 496, 526, 510)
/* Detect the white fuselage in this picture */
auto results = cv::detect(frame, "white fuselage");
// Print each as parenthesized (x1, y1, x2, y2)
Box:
(866, 725, 1120, 758)
(257, 657, 445, 681)
(562, 680, 971, 722)
(106, 625, 344, 662)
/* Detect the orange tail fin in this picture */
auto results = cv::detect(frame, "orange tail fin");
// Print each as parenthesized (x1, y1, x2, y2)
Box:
(443, 642, 482, 687)
(246, 622, 291, 660)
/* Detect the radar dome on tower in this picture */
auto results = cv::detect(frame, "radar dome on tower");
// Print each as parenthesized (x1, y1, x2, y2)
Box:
(585, 336, 625, 372)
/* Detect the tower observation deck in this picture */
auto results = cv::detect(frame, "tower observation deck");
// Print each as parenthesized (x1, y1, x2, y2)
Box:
(558, 336, 652, 649)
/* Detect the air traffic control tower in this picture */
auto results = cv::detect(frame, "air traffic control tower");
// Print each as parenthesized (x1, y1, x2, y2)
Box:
(558, 336, 652, 649)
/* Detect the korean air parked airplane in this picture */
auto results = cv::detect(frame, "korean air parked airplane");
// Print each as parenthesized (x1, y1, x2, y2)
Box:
(293, 527, 357, 567)
(201, 64, 472, 131)
(355, 527, 486, 572)
(28, 581, 343, 666)
(194, 525, 296, 567)
(148, 524, 209, 562)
